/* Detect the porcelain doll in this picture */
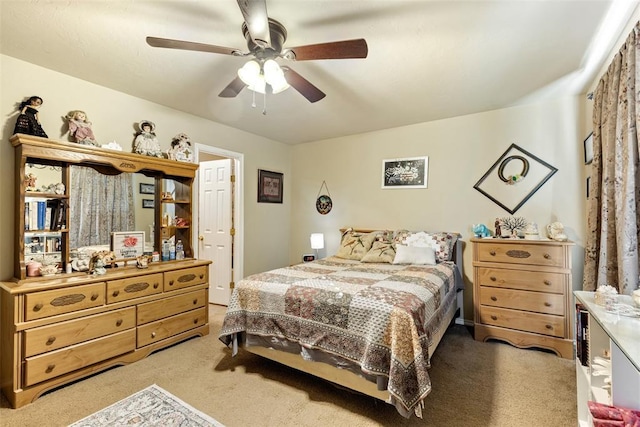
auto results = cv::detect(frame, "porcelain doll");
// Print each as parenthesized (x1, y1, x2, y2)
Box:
(133, 120, 163, 157)
(167, 133, 193, 162)
(13, 96, 48, 137)
(66, 110, 98, 146)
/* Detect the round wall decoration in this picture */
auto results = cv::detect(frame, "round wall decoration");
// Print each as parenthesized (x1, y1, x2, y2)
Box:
(316, 180, 333, 215)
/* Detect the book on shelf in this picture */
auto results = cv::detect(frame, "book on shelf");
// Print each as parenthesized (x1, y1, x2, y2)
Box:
(576, 303, 589, 367)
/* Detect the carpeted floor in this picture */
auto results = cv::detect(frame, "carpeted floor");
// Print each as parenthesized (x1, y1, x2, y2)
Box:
(0, 304, 577, 426)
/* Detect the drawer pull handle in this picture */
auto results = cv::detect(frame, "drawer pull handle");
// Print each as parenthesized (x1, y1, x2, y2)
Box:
(193, 318, 199, 324)
(169, 280, 174, 286)
(544, 302, 552, 307)
(543, 280, 551, 286)
(491, 315, 498, 321)
(116, 319, 123, 327)
(46, 336, 56, 345)
(489, 251, 496, 256)
(193, 299, 198, 305)
(33, 303, 43, 312)
(490, 276, 497, 281)
(112, 290, 120, 297)
(154, 282, 159, 289)
(46, 364, 55, 373)
(545, 324, 553, 330)
(151, 332, 156, 338)
(544, 253, 551, 259)
(91, 293, 99, 301)
(490, 296, 497, 301)
(200, 274, 204, 279)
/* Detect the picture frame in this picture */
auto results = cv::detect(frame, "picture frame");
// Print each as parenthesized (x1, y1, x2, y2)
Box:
(110, 231, 145, 259)
(584, 132, 594, 165)
(142, 198, 154, 209)
(473, 144, 558, 214)
(139, 183, 155, 194)
(586, 175, 591, 199)
(381, 156, 428, 189)
(257, 169, 283, 203)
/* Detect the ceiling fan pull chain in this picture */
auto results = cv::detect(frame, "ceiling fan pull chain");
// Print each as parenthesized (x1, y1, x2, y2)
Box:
(262, 91, 267, 115)
(251, 90, 256, 108)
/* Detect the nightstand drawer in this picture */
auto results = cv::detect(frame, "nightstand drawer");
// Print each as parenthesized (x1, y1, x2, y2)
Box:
(164, 266, 207, 292)
(106, 273, 163, 304)
(24, 307, 135, 357)
(479, 287, 565, 315)
(478, 306, 565, 338)
(476, 242, 566, 267)
(24, 283, 105, 321)
(477, 267, 565, 294)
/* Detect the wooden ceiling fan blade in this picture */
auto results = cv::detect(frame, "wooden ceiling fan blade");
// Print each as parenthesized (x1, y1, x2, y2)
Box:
(219, 76, 247, 98)
(146, 36, 240, 56)
(237, 0, 271, 48)
(287, 39, 368, 61)
(282, 66, 326, 103)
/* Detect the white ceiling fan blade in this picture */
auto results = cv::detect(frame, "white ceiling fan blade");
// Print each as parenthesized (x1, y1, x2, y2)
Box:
(237, 0, 271, 48)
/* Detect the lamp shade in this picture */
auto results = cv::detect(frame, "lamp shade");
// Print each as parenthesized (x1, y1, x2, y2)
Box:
(310, 233, 325, 250)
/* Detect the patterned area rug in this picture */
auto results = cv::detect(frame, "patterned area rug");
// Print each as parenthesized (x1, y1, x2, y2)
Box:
(69, 384, 225, 426)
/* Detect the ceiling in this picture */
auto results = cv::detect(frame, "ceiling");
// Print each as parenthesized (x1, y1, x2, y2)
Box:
(0, 1, 635, 145)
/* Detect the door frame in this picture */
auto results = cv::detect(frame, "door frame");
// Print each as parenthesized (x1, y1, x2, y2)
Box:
(193, 143, 244, 292)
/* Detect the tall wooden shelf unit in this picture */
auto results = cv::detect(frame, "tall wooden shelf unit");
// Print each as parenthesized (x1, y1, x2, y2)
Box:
(1, 134, 211, 408)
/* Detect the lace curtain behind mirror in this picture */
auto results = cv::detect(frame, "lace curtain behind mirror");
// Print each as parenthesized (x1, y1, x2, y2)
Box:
(69, 166, 134, 249)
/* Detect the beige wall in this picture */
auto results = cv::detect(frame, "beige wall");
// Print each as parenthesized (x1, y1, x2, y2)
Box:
(0, 55, 292, 280)
(291, 98, 587, 320)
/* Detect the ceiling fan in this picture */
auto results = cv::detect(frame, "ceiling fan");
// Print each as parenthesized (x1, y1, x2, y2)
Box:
(146, 0, 368, 103)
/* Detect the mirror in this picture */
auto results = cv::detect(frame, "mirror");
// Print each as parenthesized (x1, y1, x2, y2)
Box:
(65, 165, 156, 256)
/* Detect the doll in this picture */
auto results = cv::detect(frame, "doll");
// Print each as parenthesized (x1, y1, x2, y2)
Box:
(65, 110, 98, 146)
(133, 120, 163, 157)
(13, 96, 48, 137)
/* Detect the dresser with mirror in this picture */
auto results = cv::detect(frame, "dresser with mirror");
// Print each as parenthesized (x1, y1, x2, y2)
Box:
(0, 134, 211, 408)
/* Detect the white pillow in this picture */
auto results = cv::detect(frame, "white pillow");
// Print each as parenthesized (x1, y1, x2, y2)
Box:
(392, 244, 436, 265)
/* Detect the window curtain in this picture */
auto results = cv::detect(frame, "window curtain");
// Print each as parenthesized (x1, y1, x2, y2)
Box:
(69, 166, 135, 249)
(583, 22, 640, 296)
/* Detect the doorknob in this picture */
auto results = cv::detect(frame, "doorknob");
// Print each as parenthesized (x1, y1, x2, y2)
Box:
(199, 235, 204, 241)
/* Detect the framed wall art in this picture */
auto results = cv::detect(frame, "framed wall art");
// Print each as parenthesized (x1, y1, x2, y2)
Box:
(139, 183, 155, 194)
(473, 144, 558, 214)
(584, 132, 594, 164)
(381, 156, 428, 189)
(142, 199, 154, 209)
(257, 169, 283, 203)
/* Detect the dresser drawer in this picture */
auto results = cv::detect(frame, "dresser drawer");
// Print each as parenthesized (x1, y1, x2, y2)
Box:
(164, 266, 207, 292)
(478, 306, 565, 338)
(24, 307, 136, 357)
(106, 273, 163, 304)
(476, 242, 566, 268)
(476, 267, 565, 294)
(479, 287, 565, 315)
(24, 283, 105, 321)
(137, 289, 206, 325)
(24, 329, 136, 386)
(137, 307, 207, 347)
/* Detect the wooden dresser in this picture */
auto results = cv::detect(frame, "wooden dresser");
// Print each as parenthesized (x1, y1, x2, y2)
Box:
(0, 260, 210, 408)
(471, 238, 574, 359)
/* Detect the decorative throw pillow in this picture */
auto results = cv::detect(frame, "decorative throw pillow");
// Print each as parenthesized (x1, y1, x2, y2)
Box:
(361, 232, 395, 263)
(392, 244, 436, 265)
(393, 230, 458, 263)
(335, 228, 379, 260)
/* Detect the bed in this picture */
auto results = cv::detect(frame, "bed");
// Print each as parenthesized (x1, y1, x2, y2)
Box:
(219, 228, 464, 418)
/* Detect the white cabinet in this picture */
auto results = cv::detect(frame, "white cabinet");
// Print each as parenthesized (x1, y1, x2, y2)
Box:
(574, 291, 640, 426)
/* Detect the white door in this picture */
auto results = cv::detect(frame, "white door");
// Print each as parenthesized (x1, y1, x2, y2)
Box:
(198, 159, 233, 305)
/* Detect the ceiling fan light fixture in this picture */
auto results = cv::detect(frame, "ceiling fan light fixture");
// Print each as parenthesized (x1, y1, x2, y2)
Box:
(237, 60, 261, 86)
(263, 59, 290, 94)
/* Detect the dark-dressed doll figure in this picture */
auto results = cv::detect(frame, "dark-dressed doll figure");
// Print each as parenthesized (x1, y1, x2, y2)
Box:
(65, 110, 98, 146)
(13, 96, 48, 137)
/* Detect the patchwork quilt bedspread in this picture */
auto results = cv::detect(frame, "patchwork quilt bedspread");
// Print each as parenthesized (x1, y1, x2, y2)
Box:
(218, 256, 459, 416)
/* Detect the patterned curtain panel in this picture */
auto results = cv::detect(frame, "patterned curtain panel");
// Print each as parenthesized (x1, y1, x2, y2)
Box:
(584, 22, 640, 296)
(69, 166, 135, 249)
